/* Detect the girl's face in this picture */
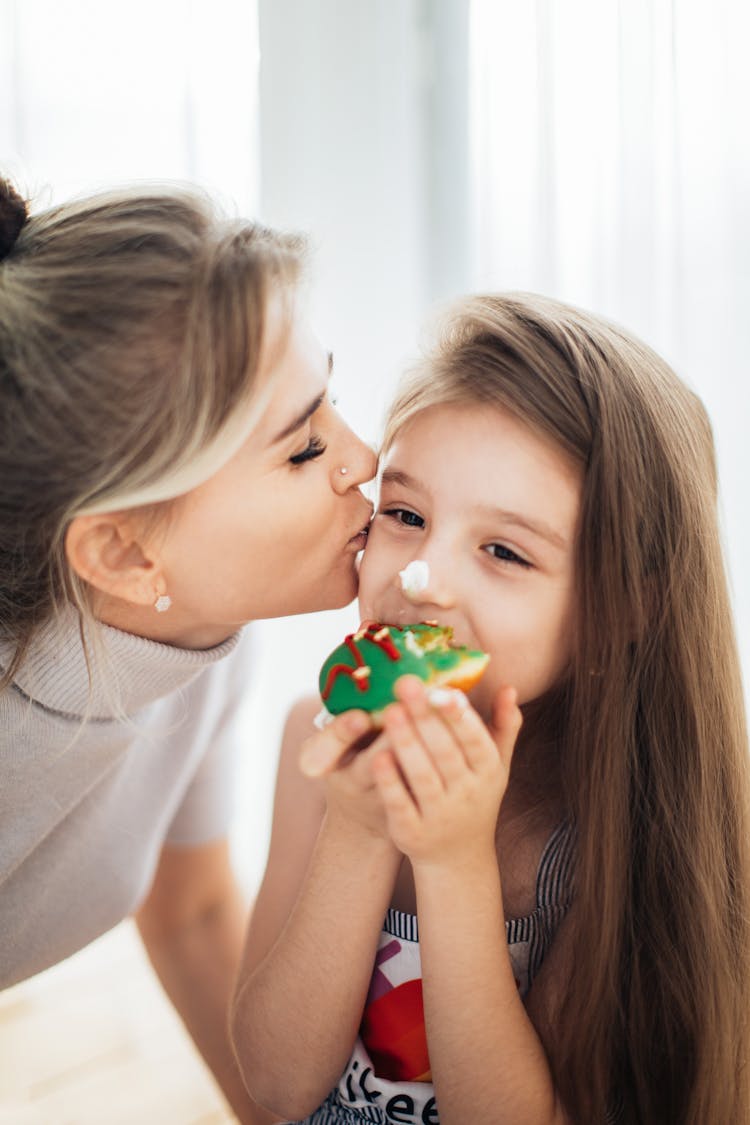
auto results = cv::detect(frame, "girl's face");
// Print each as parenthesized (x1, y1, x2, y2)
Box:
(358, 403, 582, 716)
(153, 314, 376, 646)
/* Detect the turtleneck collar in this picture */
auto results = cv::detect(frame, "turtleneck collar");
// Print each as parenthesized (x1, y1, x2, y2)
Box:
(1, 608, 241, 721)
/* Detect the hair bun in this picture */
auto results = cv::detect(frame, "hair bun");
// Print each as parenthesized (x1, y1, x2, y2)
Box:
(0, 178, 29, 260)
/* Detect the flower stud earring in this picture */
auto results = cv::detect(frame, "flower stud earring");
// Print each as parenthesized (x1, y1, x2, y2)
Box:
(154, 593, 172, 613)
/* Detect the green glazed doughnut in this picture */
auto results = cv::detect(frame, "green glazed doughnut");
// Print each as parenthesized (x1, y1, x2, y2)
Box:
(318, 621, 489, 724)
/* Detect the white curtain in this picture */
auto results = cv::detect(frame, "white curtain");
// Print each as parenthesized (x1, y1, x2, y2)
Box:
(0, 0, 259, 209)
(468, 0, 750, 698)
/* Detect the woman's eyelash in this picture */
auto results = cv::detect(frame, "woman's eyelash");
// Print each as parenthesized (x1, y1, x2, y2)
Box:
(289, 434, 327, 465)
(382, 507, 424, 528)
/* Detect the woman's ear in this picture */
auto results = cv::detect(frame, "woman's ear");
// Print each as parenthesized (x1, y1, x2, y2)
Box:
(64, 513, 165, 608)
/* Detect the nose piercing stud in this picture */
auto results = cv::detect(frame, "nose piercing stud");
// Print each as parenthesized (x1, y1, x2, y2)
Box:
(339, 466, 349, 475)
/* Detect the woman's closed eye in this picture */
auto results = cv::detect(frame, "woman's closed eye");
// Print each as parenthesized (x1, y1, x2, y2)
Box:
(381, 507, 424, 528)
(484, 542, 532, 569)
(289, 433, 327, 466)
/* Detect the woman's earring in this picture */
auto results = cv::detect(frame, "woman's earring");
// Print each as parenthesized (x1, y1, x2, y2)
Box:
(154, 593, 172, 613)
(338, 466, 349, 476)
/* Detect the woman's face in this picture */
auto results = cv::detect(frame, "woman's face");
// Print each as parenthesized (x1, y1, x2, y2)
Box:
(358, 403, 582, 717)
(152, 314, 376, 646)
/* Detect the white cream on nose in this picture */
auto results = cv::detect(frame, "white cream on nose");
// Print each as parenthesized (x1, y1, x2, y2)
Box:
(398, 559, 430, 602)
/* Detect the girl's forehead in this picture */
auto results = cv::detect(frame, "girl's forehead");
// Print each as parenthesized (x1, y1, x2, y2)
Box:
(380, 401, 582, 529)
(385, 400, 580, 475)
(383, 401, 533, 459)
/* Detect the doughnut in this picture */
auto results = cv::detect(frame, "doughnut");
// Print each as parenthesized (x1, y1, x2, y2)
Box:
(318, 622, 489, 724)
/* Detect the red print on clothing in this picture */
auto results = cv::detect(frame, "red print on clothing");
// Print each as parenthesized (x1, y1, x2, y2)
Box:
(360, 939, 431, 1082)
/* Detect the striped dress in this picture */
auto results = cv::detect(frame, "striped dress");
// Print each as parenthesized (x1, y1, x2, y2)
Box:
(293, 820, 576, 1125)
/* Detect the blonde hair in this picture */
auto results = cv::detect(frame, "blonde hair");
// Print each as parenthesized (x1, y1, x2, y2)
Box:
(0, 177, 305, 684)
(385, 293, 750, 1123)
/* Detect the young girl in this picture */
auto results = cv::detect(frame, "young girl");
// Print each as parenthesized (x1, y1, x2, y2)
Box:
(231, 293, 750, 1124)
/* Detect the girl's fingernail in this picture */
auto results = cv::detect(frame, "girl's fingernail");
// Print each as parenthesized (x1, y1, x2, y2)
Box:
(428, 687, 468, 711)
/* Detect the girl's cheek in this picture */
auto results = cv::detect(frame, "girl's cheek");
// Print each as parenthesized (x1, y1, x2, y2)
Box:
(356, 552, 390, 617)
(356, 564, 378, 614)
(358, 528, 381, 573)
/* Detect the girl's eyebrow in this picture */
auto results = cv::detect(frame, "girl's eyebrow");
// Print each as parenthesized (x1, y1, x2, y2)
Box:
(473, 504, 568, 550)
(380, 467, 426, 492)
(381, 467, 567, 550)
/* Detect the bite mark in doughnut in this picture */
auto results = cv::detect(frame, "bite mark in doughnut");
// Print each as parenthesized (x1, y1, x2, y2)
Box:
(318, 622, 489, 725)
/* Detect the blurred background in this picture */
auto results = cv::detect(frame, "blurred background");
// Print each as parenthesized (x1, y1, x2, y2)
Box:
(2, 0, 749, 925)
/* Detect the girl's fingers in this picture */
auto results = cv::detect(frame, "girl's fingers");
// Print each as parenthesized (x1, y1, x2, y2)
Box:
(372, 748, 419, 825)
(393, 676, 468, 786)
(489, 686, 524, 769)
(381, 700, 444, 810)
(425, 682, 503, 773)
(299, 709, 374, 777)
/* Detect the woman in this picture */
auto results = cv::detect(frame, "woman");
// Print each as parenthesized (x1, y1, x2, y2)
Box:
(0, 176, 375, 1123)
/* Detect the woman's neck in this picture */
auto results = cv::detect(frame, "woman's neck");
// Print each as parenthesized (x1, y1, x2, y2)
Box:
(94, 596, 238, 651)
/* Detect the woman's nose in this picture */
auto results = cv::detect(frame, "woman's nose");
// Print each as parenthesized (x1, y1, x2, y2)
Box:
(331, 427, 377, 493)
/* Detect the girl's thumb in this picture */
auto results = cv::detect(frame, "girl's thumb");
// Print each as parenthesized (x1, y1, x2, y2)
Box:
(491, 685, 523, 762)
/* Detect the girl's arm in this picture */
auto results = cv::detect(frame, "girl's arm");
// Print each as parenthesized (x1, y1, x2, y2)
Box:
(230, 697, 402, 1121)
(373, 678, 572, 1125)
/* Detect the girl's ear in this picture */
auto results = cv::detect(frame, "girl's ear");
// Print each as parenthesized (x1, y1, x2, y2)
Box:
(64, 513, 165, 608)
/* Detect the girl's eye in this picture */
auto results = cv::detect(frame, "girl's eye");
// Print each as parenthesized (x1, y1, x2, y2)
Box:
(382, 507, 424, 528)
(289, 434, 327, 466)
(484, 543, 532, 569)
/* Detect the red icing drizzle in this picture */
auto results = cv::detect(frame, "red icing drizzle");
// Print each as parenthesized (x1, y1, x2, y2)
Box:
(321, 624, 403, 701)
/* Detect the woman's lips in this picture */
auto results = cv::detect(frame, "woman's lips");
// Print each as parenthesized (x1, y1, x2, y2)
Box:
(346, 526, 369, 548)
(346, 504, 374, 545)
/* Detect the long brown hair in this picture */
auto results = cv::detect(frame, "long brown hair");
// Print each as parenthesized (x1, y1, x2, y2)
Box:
(0, 177, 305, 685)
(384, 293, 750, 1123)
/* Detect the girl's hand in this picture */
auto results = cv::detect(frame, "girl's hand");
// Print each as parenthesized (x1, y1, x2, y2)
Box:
(371, 676, 522, 869)
(298, 710, 393, 843)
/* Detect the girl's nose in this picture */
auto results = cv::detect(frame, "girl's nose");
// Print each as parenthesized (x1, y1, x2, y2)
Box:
(331, 427, 377, 493)
(397, 554, 456, 610)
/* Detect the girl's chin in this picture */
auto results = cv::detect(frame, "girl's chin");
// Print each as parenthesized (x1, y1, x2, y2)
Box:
(356, 600, 378, 624)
